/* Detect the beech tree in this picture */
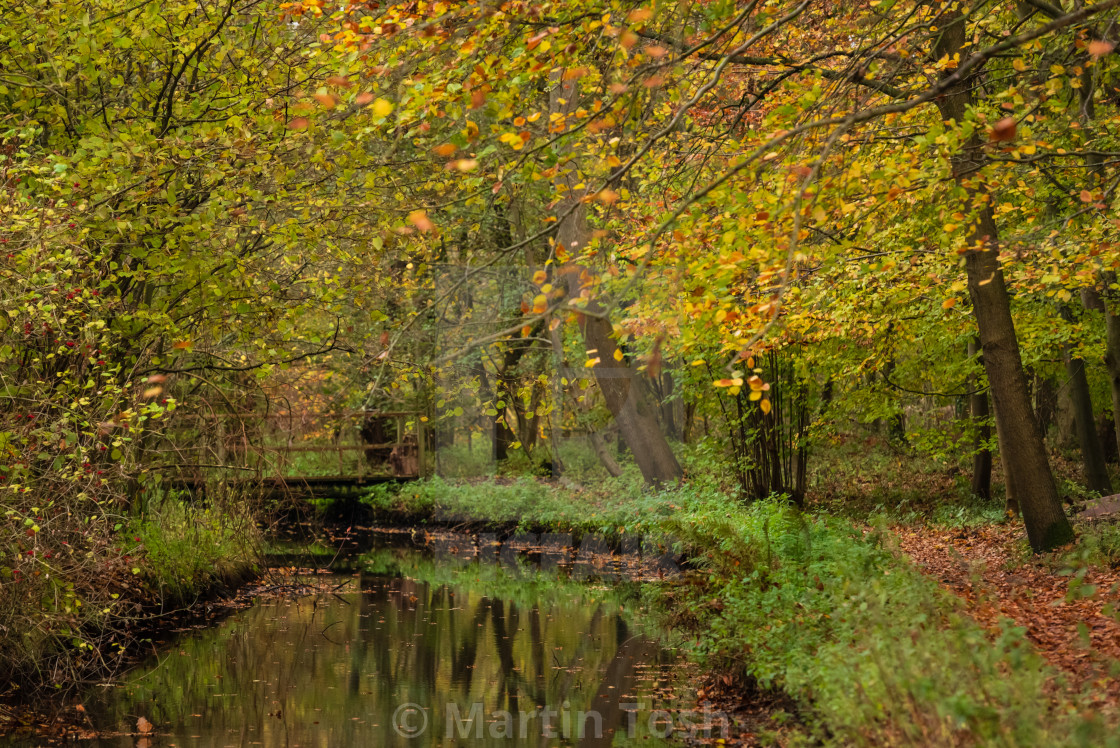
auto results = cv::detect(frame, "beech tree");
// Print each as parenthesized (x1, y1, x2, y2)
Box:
(7, 0, 1120, 553)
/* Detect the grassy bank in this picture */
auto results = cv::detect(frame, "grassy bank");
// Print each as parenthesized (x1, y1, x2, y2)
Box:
(1, 494, 259, 692)
(362, 474, 1116, 747)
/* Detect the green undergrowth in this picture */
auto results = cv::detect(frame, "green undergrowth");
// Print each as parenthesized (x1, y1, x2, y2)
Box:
(362, 472, 664, 536)
(127, 496, 260, 601)
(365, 475, 1115, 746)
(659, 496, 1112, 747)
(0, 495, 258, 691)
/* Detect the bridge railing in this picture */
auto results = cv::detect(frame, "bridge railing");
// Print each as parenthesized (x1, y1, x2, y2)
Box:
(161, 409, 428, 487)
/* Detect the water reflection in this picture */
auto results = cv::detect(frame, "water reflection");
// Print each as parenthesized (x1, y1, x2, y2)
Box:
(78, 555, 680, 747)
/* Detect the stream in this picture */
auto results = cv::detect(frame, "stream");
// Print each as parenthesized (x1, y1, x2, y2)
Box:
(13, 532, 699, 746)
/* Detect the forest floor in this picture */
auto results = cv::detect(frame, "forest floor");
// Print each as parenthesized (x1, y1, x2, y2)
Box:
(811, 437, 1120, 717)
(894, 520, 1120, 710)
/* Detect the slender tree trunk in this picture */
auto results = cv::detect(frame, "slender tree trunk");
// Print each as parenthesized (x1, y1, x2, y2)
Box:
(549, 69, 682, 485)
(660, 372, 681, 440)
(1100, 285, 1120, 466)
(1067, 292, 1112, 491)
(1063, 348, 1113, 493)
(882, 360, 906, 445)
(588, 432, 623, 478)
(934, 16, 1071, 551)
(968, 338, 992, 500)
(681, 401, 696, 444)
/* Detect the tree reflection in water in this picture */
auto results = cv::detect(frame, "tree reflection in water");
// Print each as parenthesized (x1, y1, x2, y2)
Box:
(80, 548, 682, 747)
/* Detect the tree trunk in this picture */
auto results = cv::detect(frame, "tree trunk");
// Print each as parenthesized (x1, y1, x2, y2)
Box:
(549, 70, 682, 486)
(934, 17, 1071, 551)
(1063, 349, 1113, 493)
(992, 398, 1020, 517)
(882, 360, 905, 445)
(1103, 294, 1120, 464)
(968, 338, 992, 500)
(579, 313, 683, 484)
(1034, 372, 1057, 439)
(660, 372, 681, 440)
(588, 432, 623, 477)
(1067, 292, 1112, 491)
(681, 401, 696, 444)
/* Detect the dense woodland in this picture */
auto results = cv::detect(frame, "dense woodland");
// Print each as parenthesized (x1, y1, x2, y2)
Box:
(4, 0, 1120, 742)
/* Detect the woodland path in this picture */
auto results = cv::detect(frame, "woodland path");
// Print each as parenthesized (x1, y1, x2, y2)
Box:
(895, 522, 1120, 711)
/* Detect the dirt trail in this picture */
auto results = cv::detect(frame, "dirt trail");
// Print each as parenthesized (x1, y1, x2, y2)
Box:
(895, 522, 1120, 708)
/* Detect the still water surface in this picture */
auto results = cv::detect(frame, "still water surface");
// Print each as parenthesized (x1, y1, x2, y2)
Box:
(72, 542, 683, 747)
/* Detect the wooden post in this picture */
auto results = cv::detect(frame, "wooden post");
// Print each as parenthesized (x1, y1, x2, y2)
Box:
(417, 416, 427, 478)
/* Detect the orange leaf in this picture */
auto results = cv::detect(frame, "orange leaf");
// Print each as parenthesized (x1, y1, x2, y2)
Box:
(287, 117, 310, 130)
(990, 117, 1016, 143)
(1089, 40, 1115, 59)
(408, 210, 434, 232)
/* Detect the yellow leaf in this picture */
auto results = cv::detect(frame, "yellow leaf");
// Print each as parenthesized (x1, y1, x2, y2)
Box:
(759, 399, 772, 414)
(372, 98, 394, 118)
(613, 348, 624, 361)
(532, 294, 547, 313)
(584, 357, 600, 368)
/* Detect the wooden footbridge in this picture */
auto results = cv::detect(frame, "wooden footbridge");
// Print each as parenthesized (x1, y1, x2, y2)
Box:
(166, 410, 427, 499)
